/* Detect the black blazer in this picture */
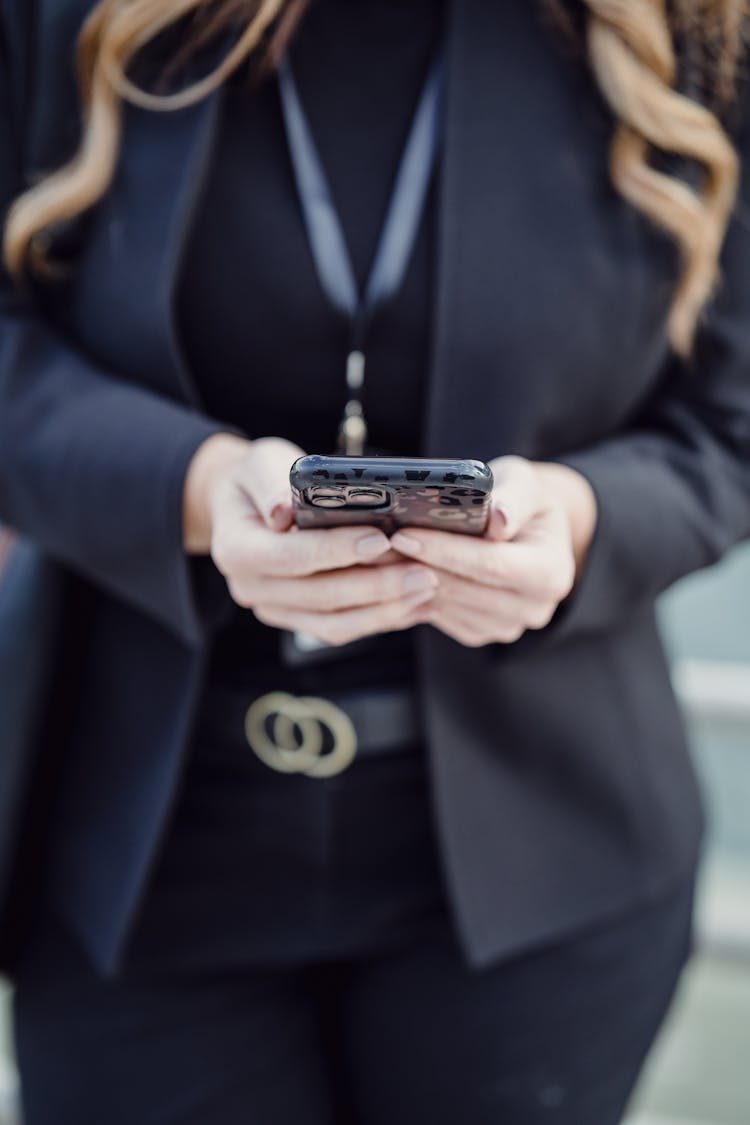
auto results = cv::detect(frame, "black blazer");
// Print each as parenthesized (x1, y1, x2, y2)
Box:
(2, 0, 750, 977)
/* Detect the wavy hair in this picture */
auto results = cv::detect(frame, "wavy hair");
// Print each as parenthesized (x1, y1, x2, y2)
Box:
(3, 0, 749, 358)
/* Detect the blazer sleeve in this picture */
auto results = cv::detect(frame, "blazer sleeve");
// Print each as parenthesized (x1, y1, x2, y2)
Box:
(0, 23, 236, 649)
(527, 89, 750, 651)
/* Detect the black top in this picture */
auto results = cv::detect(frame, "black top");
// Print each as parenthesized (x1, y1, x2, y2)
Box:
(124, 0, 448, 969)
(177, 0, 445, 691)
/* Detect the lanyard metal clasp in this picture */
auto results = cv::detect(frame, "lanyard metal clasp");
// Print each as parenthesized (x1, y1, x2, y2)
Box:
(337, 349, 367, 455)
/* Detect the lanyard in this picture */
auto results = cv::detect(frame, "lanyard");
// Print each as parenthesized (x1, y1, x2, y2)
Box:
(277, 45, 446, 455)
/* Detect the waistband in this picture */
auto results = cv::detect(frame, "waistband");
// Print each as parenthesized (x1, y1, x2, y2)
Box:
(195, 682, 424, 778)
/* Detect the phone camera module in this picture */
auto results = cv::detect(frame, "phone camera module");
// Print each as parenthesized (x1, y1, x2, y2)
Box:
(305, 485, 389, 510)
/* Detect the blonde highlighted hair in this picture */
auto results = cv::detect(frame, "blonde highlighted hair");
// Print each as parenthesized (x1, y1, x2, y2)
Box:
(3, 0, 749, 358)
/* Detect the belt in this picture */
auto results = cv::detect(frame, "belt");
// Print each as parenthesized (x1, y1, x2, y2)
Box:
(198, 684, 424, 778)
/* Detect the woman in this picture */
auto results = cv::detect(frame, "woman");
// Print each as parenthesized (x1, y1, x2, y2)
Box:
(1, 0, 749, 1121)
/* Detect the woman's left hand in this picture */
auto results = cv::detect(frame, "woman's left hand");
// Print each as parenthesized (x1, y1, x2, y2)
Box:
(389, 456, 598, 647)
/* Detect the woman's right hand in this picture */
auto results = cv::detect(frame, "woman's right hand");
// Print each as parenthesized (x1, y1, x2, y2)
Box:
(182, 433, 438, 646)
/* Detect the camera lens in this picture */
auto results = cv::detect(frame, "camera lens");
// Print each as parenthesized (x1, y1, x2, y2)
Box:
(346, 488, 388, 507)
(310, 490, 348, 507)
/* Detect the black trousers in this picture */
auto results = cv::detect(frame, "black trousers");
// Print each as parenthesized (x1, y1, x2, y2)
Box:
(13, 705, 697, 1125)
(13, 878, 694, 1125)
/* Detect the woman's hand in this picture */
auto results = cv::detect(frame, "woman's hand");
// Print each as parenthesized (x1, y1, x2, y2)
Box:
(389, 456, 597, 647)
(183, 434, 438, 646)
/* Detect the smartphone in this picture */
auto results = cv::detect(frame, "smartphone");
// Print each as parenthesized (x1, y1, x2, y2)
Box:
(290, 455, 494, 536)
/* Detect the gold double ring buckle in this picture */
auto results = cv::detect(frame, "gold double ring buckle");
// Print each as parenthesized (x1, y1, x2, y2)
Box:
(244, 691, 357, 778)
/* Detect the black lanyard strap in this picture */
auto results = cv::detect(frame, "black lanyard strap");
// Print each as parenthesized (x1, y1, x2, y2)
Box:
(277, 44, 446, 453)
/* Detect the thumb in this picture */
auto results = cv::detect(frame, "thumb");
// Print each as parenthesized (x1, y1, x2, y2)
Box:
(486, 455, 545, 541)
(234, 437, 305, 532)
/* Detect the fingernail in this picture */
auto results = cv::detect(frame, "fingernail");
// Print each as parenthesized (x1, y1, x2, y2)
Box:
(487, 504, 510, 540)
(391, 533, 422, 554)
(267, 501, 292, 531)
(356, 533, 390, 558)
(403, 569, 438, 595)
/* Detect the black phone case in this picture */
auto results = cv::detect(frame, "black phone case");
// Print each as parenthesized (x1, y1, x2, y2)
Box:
(290, 456, 494, 536)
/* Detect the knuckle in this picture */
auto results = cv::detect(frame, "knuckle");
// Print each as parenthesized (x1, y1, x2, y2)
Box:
(227, 579, 256, 610)
(302, 615, 344, 646)
(527, 602, 556, 630)
(252, 604, 279, 626)
(505, 453, 530, 474)
(549, 579, 571, 605)
(476, 628, 498, 646)
(561, 559, 577, 597)
(493, 454, 533, 493)
(335, 629, 360, 647)
(411, 600, 435, 627)
(549, 566, 574, 600)
(324, 620, 357, 647)
(497, 623, 525, 643)
(462, 633, 486, 648)
(537, 561, 564, 598)
(308, 621, 333, 645)
(443, 619, 472, 645)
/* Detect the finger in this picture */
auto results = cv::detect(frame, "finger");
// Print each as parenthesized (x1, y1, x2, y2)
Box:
(213, 519, 392, 582)
(510, 507, 577, 599)
(232, 438, 305, 530)
(431, 571, 526, 615)
(362, 547, 403, 567)
(390, 527, 516, 589)
(230, 563, 438, 612)
(391, 512, 573, 599)
(431, 574, 560, 631)
(486, 455, 546, 541)
(252, 588, 436, 648)
(421, 599, 526, 647)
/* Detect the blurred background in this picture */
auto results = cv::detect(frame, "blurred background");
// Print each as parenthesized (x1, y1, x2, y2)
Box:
(0, 542, 748, 1125)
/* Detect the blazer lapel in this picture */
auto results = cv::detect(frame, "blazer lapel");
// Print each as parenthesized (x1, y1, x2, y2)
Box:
(424, 0, 511, 462)
(61, 0, 470, 426)
(62, 0, 482, 427)
(30, 0, 223, 410)
(61, 0, 613, 448)
(425, 0, 661, 462)
(67, 84, 224, 409)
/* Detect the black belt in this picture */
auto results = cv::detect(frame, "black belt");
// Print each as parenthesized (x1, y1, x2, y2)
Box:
(197, 684, 424, 778)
